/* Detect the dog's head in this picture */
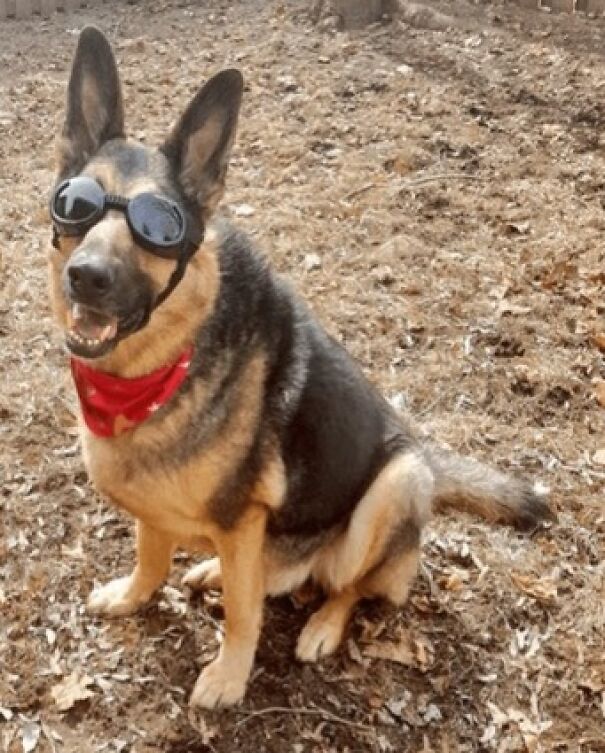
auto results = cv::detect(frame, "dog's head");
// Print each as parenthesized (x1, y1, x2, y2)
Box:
(49, 27, 242, 366)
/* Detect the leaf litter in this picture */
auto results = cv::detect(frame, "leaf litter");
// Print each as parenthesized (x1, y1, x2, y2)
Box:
(1, 0, 604, 751)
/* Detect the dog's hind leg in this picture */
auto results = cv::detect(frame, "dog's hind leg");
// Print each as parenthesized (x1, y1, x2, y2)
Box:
(182, 557, 222, 591)
(87, 521, 175, 616)
(296, 585, 361, 662)
(296, 452, 431, 662)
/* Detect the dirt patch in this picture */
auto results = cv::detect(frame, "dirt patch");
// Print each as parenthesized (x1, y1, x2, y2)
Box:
(1, 1, 604, 751)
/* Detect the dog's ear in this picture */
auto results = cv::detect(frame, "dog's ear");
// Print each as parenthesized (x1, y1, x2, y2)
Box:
(57, 26, 124, 178)
(161, 70, 243, 221)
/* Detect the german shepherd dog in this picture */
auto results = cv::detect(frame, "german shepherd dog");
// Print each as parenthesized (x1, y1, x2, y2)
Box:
(48, 27, 553, 708)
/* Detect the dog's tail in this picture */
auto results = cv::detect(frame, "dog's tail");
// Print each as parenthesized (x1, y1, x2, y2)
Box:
(424, 444, 555, 530)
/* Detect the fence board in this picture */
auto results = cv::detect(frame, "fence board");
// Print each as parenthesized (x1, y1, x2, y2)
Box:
(0, 0, 105, 17)
(40, 0, 55, 16)
(0, 0, 599, 21)
(517, 0, 605, 10)
(16, 0, 32, 18)
(543, 0, 575, 10)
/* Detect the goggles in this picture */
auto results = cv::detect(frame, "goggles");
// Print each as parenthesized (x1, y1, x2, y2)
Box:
(50, 176, 204, 321)
(50, 176, 194, 258)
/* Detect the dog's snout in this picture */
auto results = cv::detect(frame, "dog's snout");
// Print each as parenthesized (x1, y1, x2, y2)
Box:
(67, 256, 115, 299)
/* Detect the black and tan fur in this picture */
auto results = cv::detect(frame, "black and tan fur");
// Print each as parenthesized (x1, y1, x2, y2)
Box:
(48, 28, 554, 709)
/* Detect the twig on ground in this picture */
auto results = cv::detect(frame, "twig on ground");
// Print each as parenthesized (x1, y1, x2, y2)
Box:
(234, 704, 374, 731)
(342, 172, 486, 201)
(395, 172, 487, 189)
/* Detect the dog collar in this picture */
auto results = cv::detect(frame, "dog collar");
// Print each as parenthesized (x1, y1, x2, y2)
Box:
(70, 346, 193, 437)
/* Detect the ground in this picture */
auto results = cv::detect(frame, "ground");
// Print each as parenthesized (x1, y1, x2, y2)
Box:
(0, 0, 604, 751)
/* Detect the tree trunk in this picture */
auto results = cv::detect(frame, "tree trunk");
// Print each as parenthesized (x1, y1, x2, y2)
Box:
(332, 0, 384, 28)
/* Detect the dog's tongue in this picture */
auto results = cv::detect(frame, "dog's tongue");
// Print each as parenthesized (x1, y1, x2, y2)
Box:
(69, 303, 118, 342)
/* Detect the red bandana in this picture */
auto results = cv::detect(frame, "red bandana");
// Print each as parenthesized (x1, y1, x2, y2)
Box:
(70, 347, 193, 438)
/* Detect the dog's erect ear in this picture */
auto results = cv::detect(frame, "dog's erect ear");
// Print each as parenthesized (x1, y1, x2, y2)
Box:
(57, 26, 124, 178)
(161, 70, 243, 221)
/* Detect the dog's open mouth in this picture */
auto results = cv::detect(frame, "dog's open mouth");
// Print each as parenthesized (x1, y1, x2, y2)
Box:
(66, 303, 119, 358)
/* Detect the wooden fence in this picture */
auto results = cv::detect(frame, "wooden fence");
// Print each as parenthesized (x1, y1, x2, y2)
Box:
(1, 0, 603, 20)
(524, 0, 605, 11)
(0, 0, 104, 19)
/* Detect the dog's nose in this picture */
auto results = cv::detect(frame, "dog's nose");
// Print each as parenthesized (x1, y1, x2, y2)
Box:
(67, 257, 115, 299)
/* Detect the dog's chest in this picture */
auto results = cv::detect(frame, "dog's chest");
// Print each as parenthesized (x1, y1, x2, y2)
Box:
(81, 429, 224, 546)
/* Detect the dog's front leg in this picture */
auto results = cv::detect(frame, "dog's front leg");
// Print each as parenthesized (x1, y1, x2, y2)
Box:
(87, 520, 174, 616)
(189, 505, 266, 709)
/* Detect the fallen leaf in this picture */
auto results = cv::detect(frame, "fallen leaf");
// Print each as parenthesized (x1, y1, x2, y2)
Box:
(505, 221, 530, 235)
(578, 676, 605, 693)
(486, 701, 509, 727)
(511, 573, 558, 604)
(61, 539, 85, 559)
(593, 449, 605, 466)
(363, 631, 415, 666)
(385, 691, 412, 718)
(364, 630, 433, 672)
(347, 639, 364, 665)
(51, 672, 94, 711)
(590, 333, 605, 352)
(303, 253, 322, 271)
(496, 301, 532, 317)
(232, 203, 255, 217)
(594, 382, 605, 408)
(414, 636, 434, 671)
(21, 722, 41, 753)
(541, 260, 577, 290)
(440, 570, 467, 591)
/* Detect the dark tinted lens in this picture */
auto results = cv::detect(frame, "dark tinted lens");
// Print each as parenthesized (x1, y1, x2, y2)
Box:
(53, 177, 104, 224)
(128, 194, 185, 247)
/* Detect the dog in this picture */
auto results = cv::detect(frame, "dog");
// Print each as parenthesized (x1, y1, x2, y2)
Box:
(48, 26, 554, 709)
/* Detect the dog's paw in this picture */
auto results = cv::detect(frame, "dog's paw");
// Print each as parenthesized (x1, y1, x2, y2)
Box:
(87, 576, 150, 616)
(182, 558, 222, 591)
(295, 611, 345, 663)
(189, 658, 247, 709)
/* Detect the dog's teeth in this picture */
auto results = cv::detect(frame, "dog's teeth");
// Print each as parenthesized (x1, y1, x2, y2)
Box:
(99, 323, 116, 342)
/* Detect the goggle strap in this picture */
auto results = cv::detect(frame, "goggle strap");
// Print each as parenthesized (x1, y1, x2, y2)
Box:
(153, 256, 188, 310)
(104, 195, 130, 212)
(148, 235, 202, 318)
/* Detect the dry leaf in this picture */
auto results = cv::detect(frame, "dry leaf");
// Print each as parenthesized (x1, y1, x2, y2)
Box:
(540, 260, 577, 290)
(590, 333, 605, 352)
(347, 639, 364, 665)
(593, 449, 605, 466)
(364, 630, 433, 672)
(51, 672, 94, 711)
(496, 301, 532, 317)
(594, 382, 605, 408)
(363, 631, 416, 666)
(578, 675, 605, 693)
(61, 539, 85, 559)
(511, 573, 558, 604)
(232, 203, 255, 217)
(440, 570, 467, 591)
(414, 636, 435, 672)
(21, 722, 40, 753)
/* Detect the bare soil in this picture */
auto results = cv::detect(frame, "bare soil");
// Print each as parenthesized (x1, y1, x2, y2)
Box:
(1, 1, 604, 751)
